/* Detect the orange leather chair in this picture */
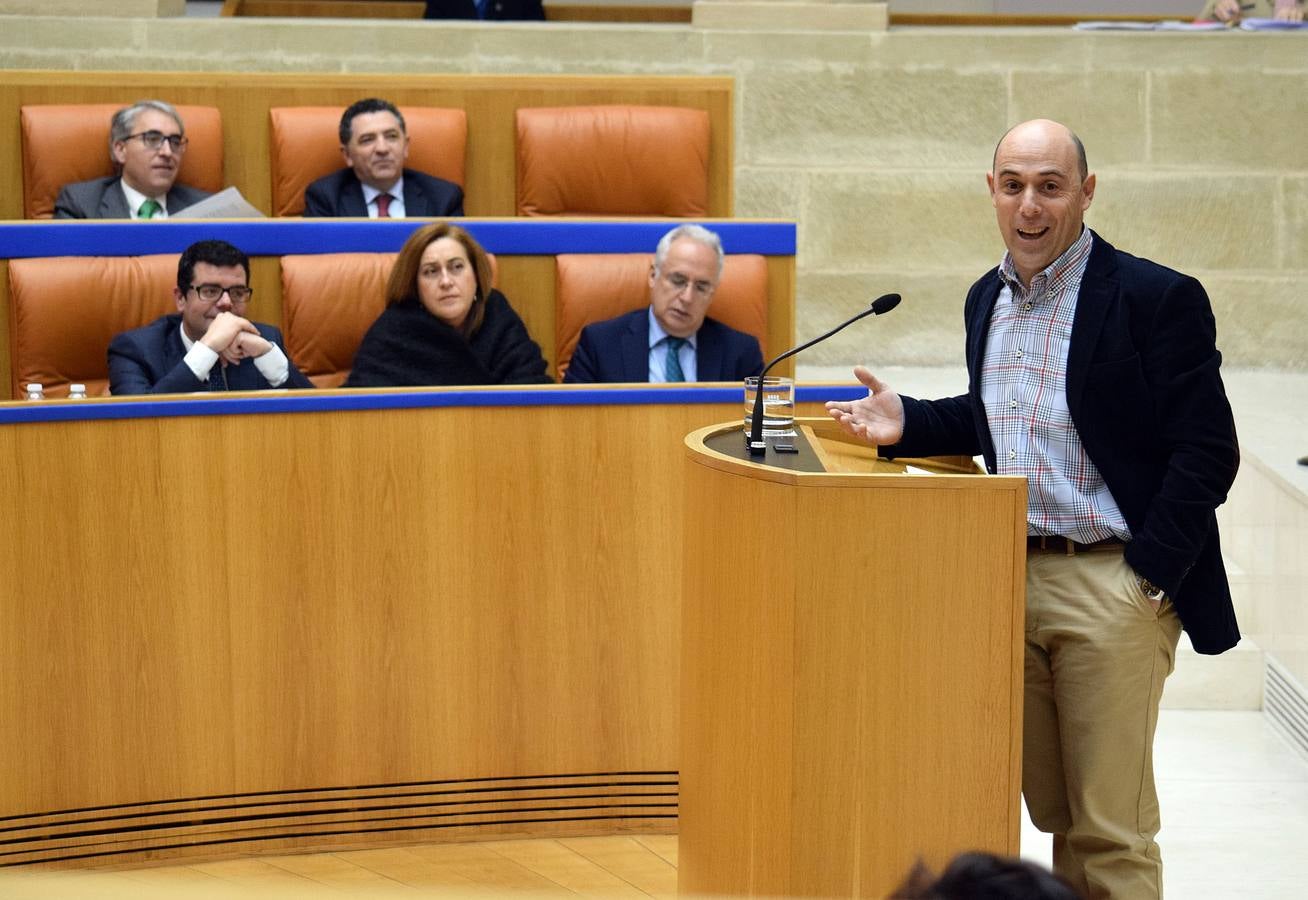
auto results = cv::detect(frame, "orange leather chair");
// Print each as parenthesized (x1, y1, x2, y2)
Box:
(269, 107, 468, 217)
(553, 253, 768, 380)
(281, 253, 395, 388)
(515, 106, 710, 217)
(8, 255, 179, 398)
(20, 104, 224, 219)
(280, 251, 499, 388)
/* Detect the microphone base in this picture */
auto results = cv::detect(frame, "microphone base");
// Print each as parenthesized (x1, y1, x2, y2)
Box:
(746, 437, 767, 457)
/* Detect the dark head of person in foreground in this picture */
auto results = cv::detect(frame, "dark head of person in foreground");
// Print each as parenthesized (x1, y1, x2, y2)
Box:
(344, 223, 551, 388)
(302, 97, 464, 219)
(54, 99, 211, 219)
(891, 853, 1082, 900)
(108, 239, 313, 394)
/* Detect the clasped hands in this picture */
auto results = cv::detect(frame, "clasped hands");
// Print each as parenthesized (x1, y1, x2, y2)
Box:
(201, 311, 272, 366)
(825, 365, 906, 446)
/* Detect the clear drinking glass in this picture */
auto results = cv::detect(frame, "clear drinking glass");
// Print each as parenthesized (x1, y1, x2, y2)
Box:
(743, 375, 796, 438)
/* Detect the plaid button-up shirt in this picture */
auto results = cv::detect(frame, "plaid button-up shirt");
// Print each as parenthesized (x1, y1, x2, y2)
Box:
(980, 228, 1130, 542)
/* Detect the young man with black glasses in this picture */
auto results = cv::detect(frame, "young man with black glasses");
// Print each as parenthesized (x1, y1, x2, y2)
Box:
(108, 240, 314, 394)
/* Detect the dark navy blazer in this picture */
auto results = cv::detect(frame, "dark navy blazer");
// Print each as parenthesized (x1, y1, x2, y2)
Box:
(108, 314, 314, 395)
(563, 308, 764, 384)
(885, 231, 1240, 653)
(303, 168, 464, 218)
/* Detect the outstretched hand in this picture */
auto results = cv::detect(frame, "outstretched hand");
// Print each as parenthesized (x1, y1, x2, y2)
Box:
(825, 365, 906, 446)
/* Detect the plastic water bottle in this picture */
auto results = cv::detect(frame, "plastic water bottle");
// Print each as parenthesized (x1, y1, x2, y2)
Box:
(24, 383, 44, 401)
(67, 383, 87, 400)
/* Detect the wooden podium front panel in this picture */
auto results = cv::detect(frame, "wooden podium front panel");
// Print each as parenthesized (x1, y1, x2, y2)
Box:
(681, 469, 799, 891)
(681, 439, 1025, 897)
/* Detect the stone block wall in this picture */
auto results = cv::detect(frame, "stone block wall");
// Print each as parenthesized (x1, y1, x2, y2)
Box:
(1, 16, 1303, 369)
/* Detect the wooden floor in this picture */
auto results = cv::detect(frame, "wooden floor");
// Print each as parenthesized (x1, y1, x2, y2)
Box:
(0, 836, 677, 898)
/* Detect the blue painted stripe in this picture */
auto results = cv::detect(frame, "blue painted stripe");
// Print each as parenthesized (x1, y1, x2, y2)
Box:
(0, 220, 796, 259)
(0, 384, 862, 426)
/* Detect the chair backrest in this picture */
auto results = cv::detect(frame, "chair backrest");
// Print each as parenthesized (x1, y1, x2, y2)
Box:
(554, 253, 768, 380)
(8, 255, 179, 398)
(20, 104, 224, 219)
(515, 105, 710, 217)
(281, 253, 395, 388)
(269, 106, 469, 217)
(281, 250, 499, 388)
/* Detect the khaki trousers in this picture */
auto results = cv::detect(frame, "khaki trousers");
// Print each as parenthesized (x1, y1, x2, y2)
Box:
(1023, 547, 1182, 900)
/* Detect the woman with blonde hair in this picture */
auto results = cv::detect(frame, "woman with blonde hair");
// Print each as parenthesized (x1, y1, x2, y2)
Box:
(346, 223, 550, 387)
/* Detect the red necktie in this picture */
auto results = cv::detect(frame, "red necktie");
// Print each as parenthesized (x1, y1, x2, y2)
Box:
(375, 193, 392, 218)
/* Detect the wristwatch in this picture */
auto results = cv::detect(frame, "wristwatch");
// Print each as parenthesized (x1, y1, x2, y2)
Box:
(1136, 574, 1167, 604)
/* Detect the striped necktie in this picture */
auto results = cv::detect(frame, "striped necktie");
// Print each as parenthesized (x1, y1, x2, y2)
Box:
(664, 337, 687, 382)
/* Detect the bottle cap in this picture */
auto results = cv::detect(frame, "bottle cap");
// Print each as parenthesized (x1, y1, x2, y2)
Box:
(25, 383, 42, 391)
(69, 384, 86, 393)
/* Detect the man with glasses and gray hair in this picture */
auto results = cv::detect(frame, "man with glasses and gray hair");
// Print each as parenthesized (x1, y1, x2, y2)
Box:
(108, 240, 313, 394)
(563, 224, 764, 384)
(54, 99, 211, 219)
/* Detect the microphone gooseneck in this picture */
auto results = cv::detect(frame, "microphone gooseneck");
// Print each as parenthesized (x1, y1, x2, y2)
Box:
(747, 293, 901, 456)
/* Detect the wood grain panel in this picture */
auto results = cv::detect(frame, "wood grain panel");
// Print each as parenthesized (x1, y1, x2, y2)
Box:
(6, 775, 676, 867)
(891, 13, 1166, 25)
(224, 0, 693, 22)
(0, 71, 733, 220)
(547, 4, 690, 22)
(225, 0, 425, 16)
(679, 421, 1026, 897)
(3, 399, 855, 867)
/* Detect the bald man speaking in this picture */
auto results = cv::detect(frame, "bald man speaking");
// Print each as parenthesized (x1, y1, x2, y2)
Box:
(827, 120, 1239, 899)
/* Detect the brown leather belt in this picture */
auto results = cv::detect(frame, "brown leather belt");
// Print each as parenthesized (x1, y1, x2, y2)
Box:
(1027, 535, 1126, 556)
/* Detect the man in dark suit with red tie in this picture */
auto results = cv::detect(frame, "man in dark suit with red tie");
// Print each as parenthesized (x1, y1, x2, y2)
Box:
(303, 98, 464, 219)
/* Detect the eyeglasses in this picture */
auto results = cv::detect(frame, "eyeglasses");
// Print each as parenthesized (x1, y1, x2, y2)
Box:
(189, 284, 253, 303)
(124, 130, 188, 153)
(662, 271, 715, 299)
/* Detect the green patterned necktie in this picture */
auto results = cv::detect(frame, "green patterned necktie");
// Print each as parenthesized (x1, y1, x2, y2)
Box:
(138, 199, 162, 219)
(665, 337, 687, 382)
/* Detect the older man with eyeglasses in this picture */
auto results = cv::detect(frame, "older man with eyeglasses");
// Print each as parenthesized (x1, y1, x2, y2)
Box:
(563, 224, 764, 384)
(108, 240, 314, 394)
(54, 99, 211, 219)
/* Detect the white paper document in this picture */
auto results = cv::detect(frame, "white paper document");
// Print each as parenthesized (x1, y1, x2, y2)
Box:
(172, 187, 266, 219)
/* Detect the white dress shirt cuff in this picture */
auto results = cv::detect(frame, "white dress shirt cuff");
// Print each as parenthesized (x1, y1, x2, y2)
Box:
(184, 342, 219, 381)
(253, 343, 291, 387)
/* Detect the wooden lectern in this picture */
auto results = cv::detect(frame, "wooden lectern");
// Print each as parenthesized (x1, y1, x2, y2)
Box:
(680, 418, 1027, 898)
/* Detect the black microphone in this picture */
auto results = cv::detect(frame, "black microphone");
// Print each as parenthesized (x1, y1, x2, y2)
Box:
(746, 292, 901, 456)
